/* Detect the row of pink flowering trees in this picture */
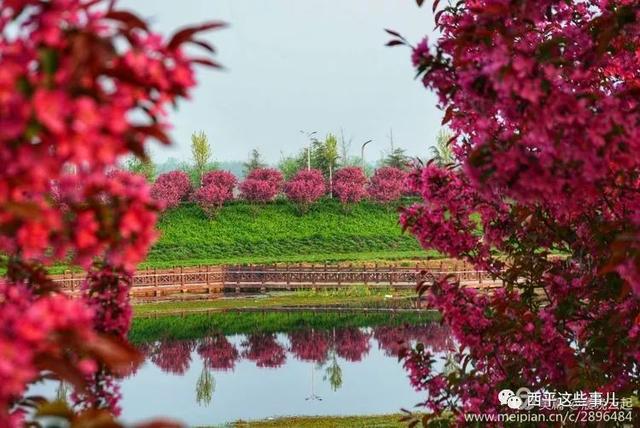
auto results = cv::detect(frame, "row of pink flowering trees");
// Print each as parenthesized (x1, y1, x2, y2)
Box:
(151, 166, 410, 216)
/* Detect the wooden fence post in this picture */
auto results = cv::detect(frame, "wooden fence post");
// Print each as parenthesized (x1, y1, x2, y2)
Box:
(374, 263, 379, 284)
(154, 268, 159, 297)
(205, 265, 210, 294)
(363, 264, 367, 286)
(286, 263, 290, 288)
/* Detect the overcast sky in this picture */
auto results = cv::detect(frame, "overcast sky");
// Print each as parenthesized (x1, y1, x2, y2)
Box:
(120, 0, 441, 164)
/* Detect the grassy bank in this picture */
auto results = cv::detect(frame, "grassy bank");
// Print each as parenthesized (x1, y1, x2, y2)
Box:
(133, 287, 415, 316)
(145, 200, 432, 268)
(129, 310, 439, 343)
(222, 414, 409, 427)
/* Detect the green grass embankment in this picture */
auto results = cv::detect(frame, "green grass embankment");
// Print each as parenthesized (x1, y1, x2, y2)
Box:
(145, 199, 432, 268)
(129, 310, 439, 343)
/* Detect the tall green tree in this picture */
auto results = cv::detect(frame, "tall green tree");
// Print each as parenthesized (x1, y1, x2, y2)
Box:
(243, 148, 267, 176)
(191, 130, 212, 185)
(124, 156, 156, 182)
(430, 129, 455, 166)
(381, 145, 410, 170)
(278, 152, 305, 180)
(323, 134, 339, 197)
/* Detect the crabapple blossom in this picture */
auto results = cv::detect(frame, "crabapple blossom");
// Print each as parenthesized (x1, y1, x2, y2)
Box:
(367, 167, 406, 204)
(151, 170, 192, 210)
(0, 0, 220, 424)
(201, 170, 237, 193)
(388, 0, 640, 422)
(239, 168, 283, 203)
(333, 167, 368, 207)
(284, 169, 326, 213)
(194, 183, 233, 218)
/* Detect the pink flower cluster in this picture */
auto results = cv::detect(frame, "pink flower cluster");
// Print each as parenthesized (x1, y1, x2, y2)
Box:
(0, 0, 219, 424)
(239, 168, 284, 203)
(150, 171, 192, 210)
(194, 170, 237, 217)
(202, 170, 237, 192)
(0, 283, 96, 425)
(333, 167, 368, 206)
(82, 267, 133, 338)
(284, 169, 326, 213)
(367, 167, 407, 204)
(392, 0, 640, 421)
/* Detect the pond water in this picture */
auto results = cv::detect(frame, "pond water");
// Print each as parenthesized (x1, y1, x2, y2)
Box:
(31, 320, 451, 426)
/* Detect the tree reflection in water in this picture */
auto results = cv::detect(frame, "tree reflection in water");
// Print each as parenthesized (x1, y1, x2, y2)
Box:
(241, 333, 287, 368)
(288, 329, 330, 363)
(196, 366, 215, 406)
(147, 339, 196, 375)
(197, 334, 239, 371)
(140, 324, 452, 374)
(131, 323, 452, 409)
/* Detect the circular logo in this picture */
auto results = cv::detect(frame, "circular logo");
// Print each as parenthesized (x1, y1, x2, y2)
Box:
(498, 389, 514, 405)
(507, 395, 523, 409)
(515, 387, 533, 410)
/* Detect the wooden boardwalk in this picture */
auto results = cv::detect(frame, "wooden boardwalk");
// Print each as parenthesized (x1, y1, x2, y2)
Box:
(52, 261, 502, 300)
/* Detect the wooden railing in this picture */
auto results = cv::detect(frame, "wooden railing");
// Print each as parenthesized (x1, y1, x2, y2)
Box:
(52, 262, 501, 300)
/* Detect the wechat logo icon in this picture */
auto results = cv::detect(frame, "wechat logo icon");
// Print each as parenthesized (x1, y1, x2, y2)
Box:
(498, 387, 532, 410)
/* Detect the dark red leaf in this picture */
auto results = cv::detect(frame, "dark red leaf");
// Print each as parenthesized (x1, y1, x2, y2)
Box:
(84, 335, 144, 375)
(131, 125, 172, 145)
(442, 105, 455, 125)
(189, 39, 216, 53)
(384, 28, 402, 38)
(167, 22, 227, 51)
(190, 58, 222, 68)
(386, 40, 405, 47)
(105, 10, 148, 32)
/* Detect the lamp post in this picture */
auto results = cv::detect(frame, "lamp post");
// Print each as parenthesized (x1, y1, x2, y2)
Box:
(300, 130, 317, 171)
(361, 139, 372, 171)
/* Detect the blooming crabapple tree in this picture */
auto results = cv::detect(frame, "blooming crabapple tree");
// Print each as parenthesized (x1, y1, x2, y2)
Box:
(194, 183, 233, 218)
(201, 170, 238, 194)
(284, 169, 326, 214)
(240, 167, 284, 204)
(151, 170, 192, 211)
(0, 0, 221, 425)
(387, 0, 640, 424)
(367, 167, 406, 205)
(195, 170, 237, 217)
(333, 166, 368, 210)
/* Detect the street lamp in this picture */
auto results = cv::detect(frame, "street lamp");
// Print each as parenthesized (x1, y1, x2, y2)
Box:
(300, 130, 317, 171)
(361, 139, 372, 170)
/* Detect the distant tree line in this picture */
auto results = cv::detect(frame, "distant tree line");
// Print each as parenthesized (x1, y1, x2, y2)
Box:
(129, 129, 454, 217)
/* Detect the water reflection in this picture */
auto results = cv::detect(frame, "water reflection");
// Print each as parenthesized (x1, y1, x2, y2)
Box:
(37, 322, 452, 426)
(140, 323, 451, 376)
